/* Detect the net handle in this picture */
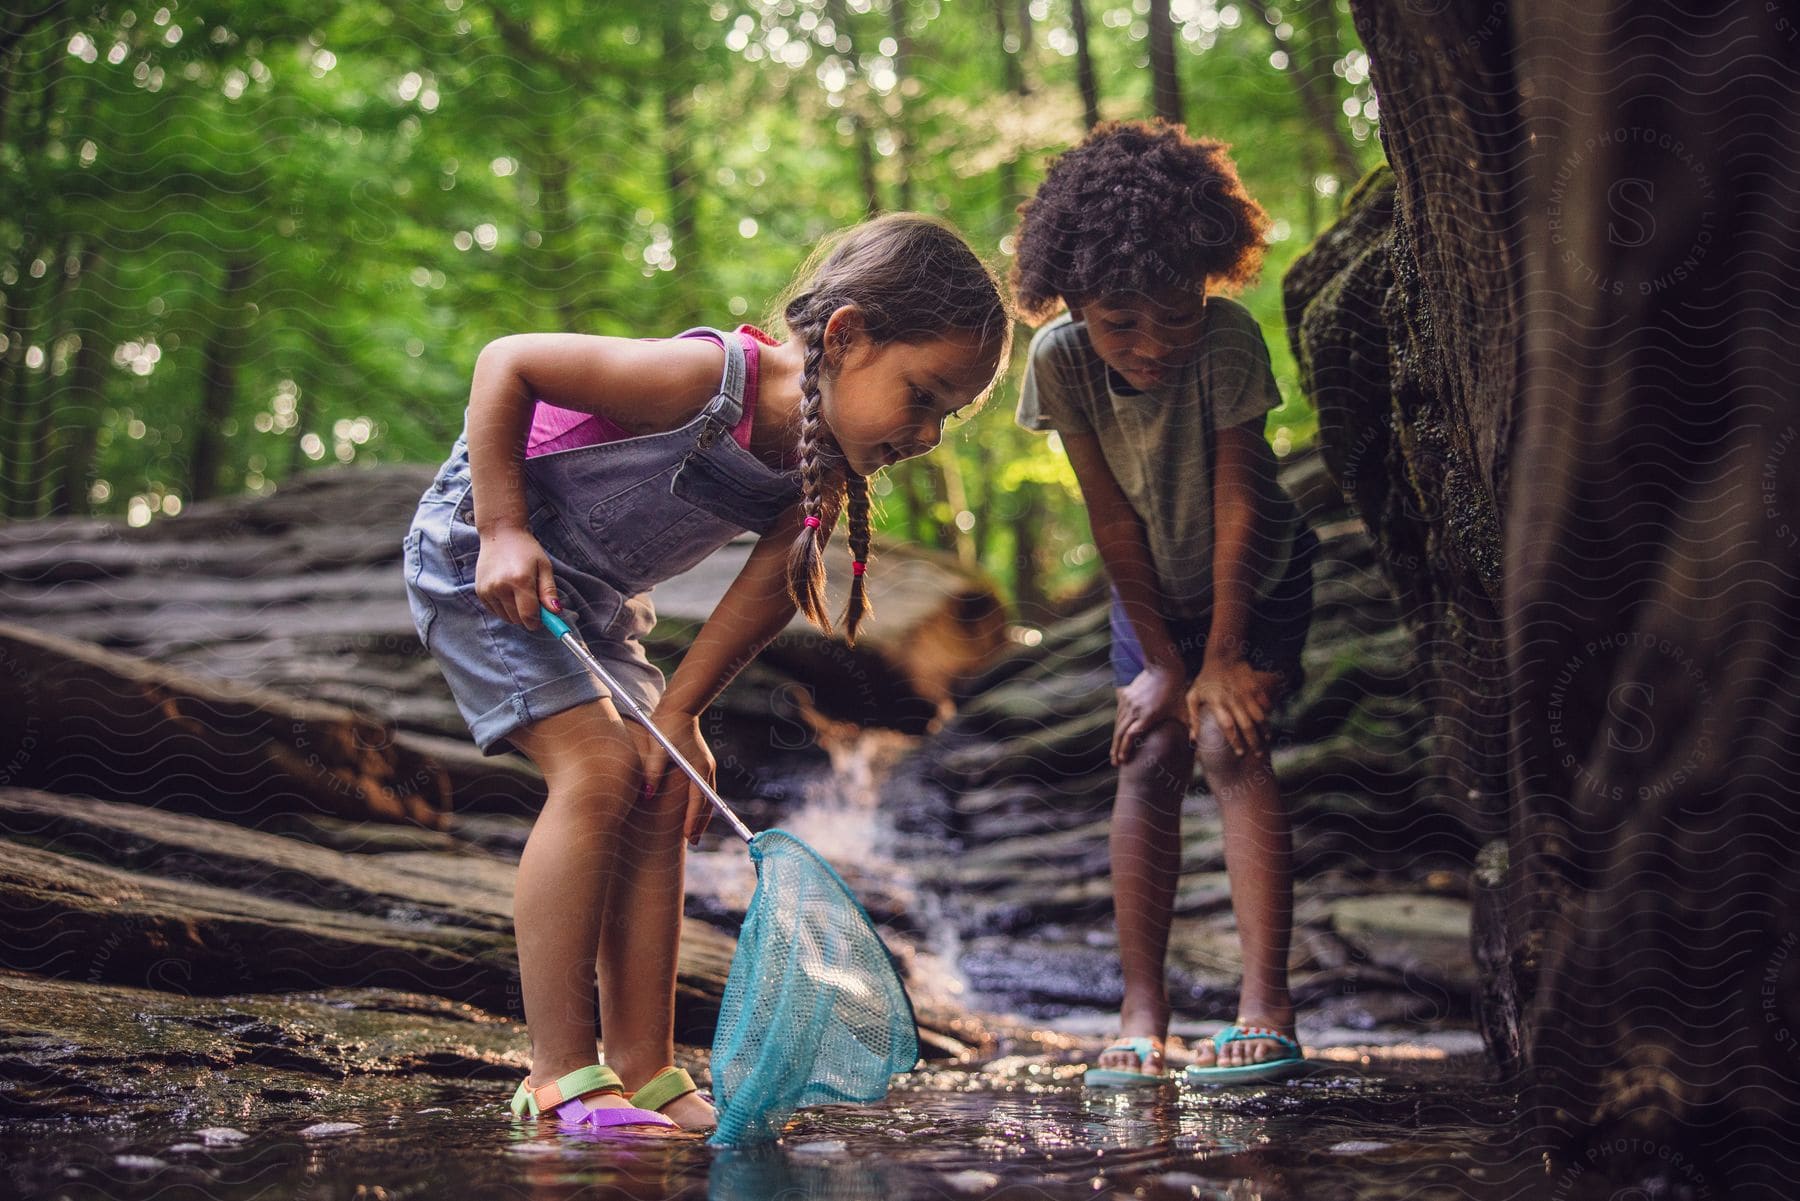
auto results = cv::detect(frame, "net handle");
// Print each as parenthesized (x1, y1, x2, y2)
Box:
(539, 605, 755, 844)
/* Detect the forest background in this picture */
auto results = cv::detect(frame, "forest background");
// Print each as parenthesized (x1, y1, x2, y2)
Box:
(0, 0, 1385, 615)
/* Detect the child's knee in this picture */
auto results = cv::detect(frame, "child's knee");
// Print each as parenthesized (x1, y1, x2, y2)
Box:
(1135, 719, 1190, 765)
(545, 769, 641, 821)
(1192, 712, 1239, 774)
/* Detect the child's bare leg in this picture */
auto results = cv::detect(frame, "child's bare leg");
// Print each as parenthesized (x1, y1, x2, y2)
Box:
(1101, 717, 1195, 1073)
(508, 701, 652, 1111)
(593, 766, 715, 1128)
(1188, 699, 1296, 1068)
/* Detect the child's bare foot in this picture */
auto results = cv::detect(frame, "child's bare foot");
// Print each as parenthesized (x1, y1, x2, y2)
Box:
(1095, 1002, 1169, 1077)
(1095, 1034, 1166, 1076)
(1188, 1018, 1299, 1068)
(662, 1090, 716, 1131)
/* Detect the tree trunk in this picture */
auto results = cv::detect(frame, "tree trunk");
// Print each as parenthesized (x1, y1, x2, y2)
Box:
(1, 248, 52, 520)
(1503, 1, 1800, 1186)
(533, 148, 582, 330)
(1147, 0, 1182, 124)
(1288, 0, 1800, 1190)
(1010, 481, 1046, 618)
(659, 7, 701, 329)
(991, 0, 1028, 208)
(188, 257, 255, 504)
(1069, 0, 1102, 130)
(894, 458, 929, 543)
(888, 0, 917, 211)
(0, 1, 68, 152)
(1256, 0, 1362, 183)
(50, 253, 110, 516)
(1, 23, 64, 520)
(938, 452, 976, 565)
(826, 0, 882, 217)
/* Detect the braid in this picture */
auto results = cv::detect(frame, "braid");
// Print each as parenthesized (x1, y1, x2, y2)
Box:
(771, 212, 1013, 642)
(786, 306, 846, 634)
(842, 469, 873, 643)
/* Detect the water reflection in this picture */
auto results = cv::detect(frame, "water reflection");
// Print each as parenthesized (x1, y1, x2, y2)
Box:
(1, 1055, 1520, 1201)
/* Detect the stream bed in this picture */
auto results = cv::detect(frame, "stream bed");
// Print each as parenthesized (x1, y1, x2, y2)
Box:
(4, 1047, 1542, 1201)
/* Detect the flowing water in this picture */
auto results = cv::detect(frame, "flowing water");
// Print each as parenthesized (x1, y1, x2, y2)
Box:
(3, 1053, 1539, 1201)
(4, 732, 1542, 1199)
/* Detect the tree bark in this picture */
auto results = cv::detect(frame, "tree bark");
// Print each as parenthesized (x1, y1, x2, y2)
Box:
(1010, 482, 1046, 619)
(1503, 1, 1800, 1186)
(1289, 0, 1800, 1190)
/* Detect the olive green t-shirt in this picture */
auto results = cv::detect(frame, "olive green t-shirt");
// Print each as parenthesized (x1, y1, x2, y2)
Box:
(1015, 297, 1303, 620)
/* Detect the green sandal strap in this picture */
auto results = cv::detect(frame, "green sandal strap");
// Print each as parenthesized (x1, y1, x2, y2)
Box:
(509, 1064, 626, 1118)
(628, 1066, 697, 1114)
(1098, 1037, 1162, 1069)
(1211, 1025, 1301, 1057)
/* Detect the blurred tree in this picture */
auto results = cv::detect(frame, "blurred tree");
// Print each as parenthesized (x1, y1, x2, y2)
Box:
(1148, 0, 1181, 123)
(1068, 0, 1100, 132)
(1, 0, 1382, 614)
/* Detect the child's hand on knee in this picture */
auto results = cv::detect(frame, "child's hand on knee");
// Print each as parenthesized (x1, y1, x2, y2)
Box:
(1113, 664, 1185, 766)
(637, 708, 718, 846)
(1186, 659, 1277, 758)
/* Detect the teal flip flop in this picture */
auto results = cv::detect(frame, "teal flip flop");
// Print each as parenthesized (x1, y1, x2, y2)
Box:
(1182, 1024, 1310, 1087)
(1083, 1036, 1168, 1088)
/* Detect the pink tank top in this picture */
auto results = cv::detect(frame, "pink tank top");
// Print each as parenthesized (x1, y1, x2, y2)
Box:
(524, 325, 779, 458)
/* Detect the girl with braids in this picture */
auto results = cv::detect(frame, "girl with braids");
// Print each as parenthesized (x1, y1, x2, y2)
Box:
(401, 212, 1007, 1133)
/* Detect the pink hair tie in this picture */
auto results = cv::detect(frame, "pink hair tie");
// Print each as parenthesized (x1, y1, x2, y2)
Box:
(851, 561, 866, 577)
(803, 515, 822, 529)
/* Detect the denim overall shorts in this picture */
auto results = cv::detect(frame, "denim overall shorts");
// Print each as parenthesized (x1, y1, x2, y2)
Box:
(401, 328, 803, 757)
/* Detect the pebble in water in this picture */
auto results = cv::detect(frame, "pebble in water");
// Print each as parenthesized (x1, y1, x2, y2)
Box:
(193, 1128, 249, 1145)
(942, 1169, 1001, 1193)
(300, 1122, 363, 1138)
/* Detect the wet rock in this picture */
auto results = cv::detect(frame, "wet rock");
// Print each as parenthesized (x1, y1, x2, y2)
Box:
(0, 621, 450, 829)
(0, 786, 735, 1035)
(0, 786, 978, 1063)
(0, 968, 531, 1125)
(1328, 894, 1478, 998)
(0, 464, 1006, 784)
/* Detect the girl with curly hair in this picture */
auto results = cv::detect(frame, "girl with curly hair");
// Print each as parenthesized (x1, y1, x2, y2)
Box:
(402, 212, 1008, 1132)
(1011, 120, 1319, 1088)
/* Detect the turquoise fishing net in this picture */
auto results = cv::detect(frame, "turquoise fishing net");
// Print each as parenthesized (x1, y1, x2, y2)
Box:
(708, 829, 920, 1146)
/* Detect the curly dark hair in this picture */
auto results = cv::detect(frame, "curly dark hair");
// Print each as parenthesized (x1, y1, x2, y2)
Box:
(1010, 119, 1272, 323)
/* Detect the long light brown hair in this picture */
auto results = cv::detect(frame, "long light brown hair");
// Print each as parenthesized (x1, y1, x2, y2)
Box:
(773, 213, 1010, 644)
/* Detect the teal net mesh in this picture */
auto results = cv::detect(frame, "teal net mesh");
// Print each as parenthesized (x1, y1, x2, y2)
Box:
(707, 829, 920, 1146)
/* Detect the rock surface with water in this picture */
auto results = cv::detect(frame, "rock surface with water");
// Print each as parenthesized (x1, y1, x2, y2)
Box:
(0, 444, 1492, 1186)
(884, 451, 1482, 1053)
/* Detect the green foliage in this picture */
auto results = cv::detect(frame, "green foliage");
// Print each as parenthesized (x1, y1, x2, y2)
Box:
(1, 0, 1381, 607)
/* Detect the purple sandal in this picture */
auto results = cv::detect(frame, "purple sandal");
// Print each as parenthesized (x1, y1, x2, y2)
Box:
(508, 1065, 676, 1130)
